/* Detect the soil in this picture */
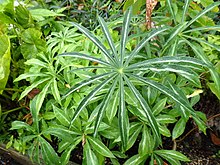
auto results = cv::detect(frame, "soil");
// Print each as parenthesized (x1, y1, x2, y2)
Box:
(177, 90, 220, 165)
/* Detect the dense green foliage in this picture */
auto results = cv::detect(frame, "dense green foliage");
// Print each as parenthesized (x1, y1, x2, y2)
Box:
(0, 0, 220, 164)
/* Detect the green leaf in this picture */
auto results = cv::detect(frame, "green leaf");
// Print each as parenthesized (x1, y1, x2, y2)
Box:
(69, 75, 116, 127)
(172, 118, 186, 139)
(120, 7, 132, 65)
(60, 137, 82, 165)
(18, 77, 50, 100)
(35, 81, 51, 113)
(152, 98, 167, 116)
(124, 75, 161, 145)
(183, 25, 220, 33)
(106, 90, 119, 123)
(118, 75, 129, 151)
(125, 27, 169, 65)
(166, 0, 177, 24)
(53, 105, 70, 127)
(123, 154, 146, 165)
(127, 123, 142, 150)
(186, 41, 220, 98)
(59, 52, 112, 67)
(38, 136, 61, 165)
(84, 141, 99, 165)
(94, 76, 118, 137)
(162, 22, 187, 53)
(10, 121, 33, 132)
(30, 9, 65, 19)
(139, 125, 154, 156)
(0, 34, 10, 94)
(208, 83, 220, 100)
(154, 150, 190, 162)
(70, 22, 116, 65)
(127, 56, 206, 70)
(183, 35, 220, 51)
(51, 78, 61, 105)
(14, 73, 48, 82)
(88, 136, 115, 158)
(156, 115, 177, 124)
(181, 0, 190, 23)
(43, 127, 75, 142)
(25, 58, 48, 68)
(20, 28, 46, 59)
(63, 72, 113, 98)
(98, 16, 119, 63)
(186, 2, 220, 28)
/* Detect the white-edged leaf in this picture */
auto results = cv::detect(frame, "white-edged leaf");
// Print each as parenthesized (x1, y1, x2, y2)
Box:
(19, 77, 50, 100)
(127, 56, 206, 70)
(63, 72, 113, 98)
(125, 27, 169, 66)
(181, 0, 190, 23)
(59, 52, 113, 67)
(38, 136, 61, 165)
(88, 136, 115, 158)
(124, 75, 161, 145)
(14, 73, 48, 82)
(98, 16, 119, 63)
(118, 75, 129, 151)
(120, 7, 132, 65)
(60, 137, 82, 165)
(51, 78, 61, 105)
(53, 105, 70, 127)
(69, 75, 116, 127)
(35, 81, 51, 113)
(70, 22, 117, 65)
(183, 25, 220, 33)
(154, 150, 190, 161)
(94, 76, 118, 137)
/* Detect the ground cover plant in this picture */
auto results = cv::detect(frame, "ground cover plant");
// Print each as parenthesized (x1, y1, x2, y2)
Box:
(0, 0, 220, 165)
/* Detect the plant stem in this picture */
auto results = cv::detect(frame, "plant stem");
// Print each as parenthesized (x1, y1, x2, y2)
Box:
(0, 88, 22, 92)
(2, 106, 26, 115)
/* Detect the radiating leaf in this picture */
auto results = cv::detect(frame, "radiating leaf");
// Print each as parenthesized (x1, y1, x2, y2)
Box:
(63, 72, 113, 98)
(125, 27, 169, 66)
(70, 22, 116, 65)
(120, 7, 132, 65)
(59, 52, 112, 67)
(94, 76, 118, 137)
(124, 75, 161, 145)
(84, 141, 99, 165)
(98, 16, 119, 63)
(118, 75, 129, 151)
